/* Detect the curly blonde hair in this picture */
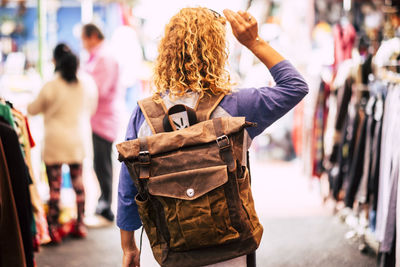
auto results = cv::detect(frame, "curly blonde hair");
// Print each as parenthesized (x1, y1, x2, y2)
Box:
(153, 7, 232, 100)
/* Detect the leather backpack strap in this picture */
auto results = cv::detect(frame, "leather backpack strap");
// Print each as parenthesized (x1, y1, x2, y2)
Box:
(195, 93, 226, 122)
(138, 96, 168, 134)
(213, 117, 236, 172)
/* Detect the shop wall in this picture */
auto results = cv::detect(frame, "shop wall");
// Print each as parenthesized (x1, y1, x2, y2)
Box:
(56, 6, 81, 53)
(0, 7, 37, 47)
(1, 3, 121, 54)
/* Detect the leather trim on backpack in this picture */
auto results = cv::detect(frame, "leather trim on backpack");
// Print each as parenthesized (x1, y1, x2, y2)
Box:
(117, 117, 254, 161)
(139, 93, 226, 135)
(138, 96, 168, 134)
(196, 93, 225, 121)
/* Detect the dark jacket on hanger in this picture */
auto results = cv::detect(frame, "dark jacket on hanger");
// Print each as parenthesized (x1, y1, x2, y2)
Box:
(0, 138, 26, 267)
(0, 121, 34, 267)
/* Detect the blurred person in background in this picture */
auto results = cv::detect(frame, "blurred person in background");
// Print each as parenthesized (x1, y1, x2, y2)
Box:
(81, 23, 120, 224)
(28, 43, 97, 243)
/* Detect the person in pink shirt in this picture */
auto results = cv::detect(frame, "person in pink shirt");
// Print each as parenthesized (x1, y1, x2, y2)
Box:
(81, 23, 120, 222)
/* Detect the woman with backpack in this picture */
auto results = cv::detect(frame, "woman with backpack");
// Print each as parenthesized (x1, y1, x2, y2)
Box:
(117, 8, 309, 267)
(28, 44, 97, 244)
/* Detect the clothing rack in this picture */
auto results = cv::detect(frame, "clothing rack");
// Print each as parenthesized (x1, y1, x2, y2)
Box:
(311, 49, 400, 265)
(0, 100, 50, 267)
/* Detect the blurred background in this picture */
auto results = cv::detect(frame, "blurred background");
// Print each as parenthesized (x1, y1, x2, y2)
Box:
(1, 0, 399, 266)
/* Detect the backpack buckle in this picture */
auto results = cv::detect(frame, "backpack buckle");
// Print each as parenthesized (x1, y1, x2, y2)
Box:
(216, 135, 230, 150)
(138, 151, 151, 165)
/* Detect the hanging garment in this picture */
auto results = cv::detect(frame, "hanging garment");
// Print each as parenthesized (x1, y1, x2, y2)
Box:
(376, 84, 400, 243)
(335, 78, 354, 134)
(329, 77, 353, 164)
(312, 81, 330, 178)
(358, 82, 386, 212)
(378, 249, 396, 267)
(344, 92, 369, 208)
(12, 108, 50, 245)
(397, 153, 400, 267)
(0, 102, 16, 128)
(355, 95, 377, 205)
(12, 109, 28, 156)
(376, 84, 397, 267)
(0, 138, 26, 267)
(333, 22, 356, 72)
(331, 95, 360, 200)
(0, 121, 34, 267)
(369, 114, 383, 212)
(368, 88, 386, 214)
(9, 109, 39, 248)
(323, 90, 337, 162)
(361, 54, 373, 85)
(379, 84, 400, 267)
(12, 108, 35, 156)
(380, 162, 398, 254)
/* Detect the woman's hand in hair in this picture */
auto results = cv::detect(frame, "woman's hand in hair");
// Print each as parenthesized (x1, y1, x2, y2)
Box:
(223, 9, 259, 49)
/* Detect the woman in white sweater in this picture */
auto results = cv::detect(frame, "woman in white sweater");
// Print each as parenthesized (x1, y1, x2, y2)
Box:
(28, 44, 97, 243)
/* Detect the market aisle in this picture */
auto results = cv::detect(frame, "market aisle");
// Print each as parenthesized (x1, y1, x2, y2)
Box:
(36, 159, 376, 267)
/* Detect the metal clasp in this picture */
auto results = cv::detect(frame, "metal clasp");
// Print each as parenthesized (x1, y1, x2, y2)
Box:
(216, 135, 230, 150)
(138, 151, 151, 165)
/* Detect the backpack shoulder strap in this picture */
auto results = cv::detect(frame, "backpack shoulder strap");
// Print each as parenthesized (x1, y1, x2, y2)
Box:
(195, 93, 226, 122)
(139, 93, 225, 134)
(138, 96, 168, 134)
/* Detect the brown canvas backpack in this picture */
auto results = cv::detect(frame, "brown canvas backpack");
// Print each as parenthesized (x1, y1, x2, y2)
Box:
(117, 93, 263, 267)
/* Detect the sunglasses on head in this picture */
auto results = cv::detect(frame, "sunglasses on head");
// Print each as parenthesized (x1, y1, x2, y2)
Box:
(208, 8, 222, 18)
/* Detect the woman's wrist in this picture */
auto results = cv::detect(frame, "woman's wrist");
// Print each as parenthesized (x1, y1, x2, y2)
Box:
(121, 229, 137, 253)
(247, 37, 285, 69)
(123, 248, 138, 255)
(245, 36, 262, 51)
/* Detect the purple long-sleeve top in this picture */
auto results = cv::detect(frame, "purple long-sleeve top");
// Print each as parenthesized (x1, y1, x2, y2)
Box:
(117, 60, 309, 231)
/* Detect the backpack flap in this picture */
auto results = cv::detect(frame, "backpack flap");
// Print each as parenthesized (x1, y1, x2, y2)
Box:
(117, 116, 254, 162)
(147, 165, 228, 200)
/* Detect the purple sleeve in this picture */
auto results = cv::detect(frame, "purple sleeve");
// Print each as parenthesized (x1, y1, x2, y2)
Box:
(117, 105, 145, 231)
(220, 60, 309, 139)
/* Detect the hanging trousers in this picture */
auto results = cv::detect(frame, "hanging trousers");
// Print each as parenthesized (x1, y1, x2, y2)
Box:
(45, 164, 85, 226)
